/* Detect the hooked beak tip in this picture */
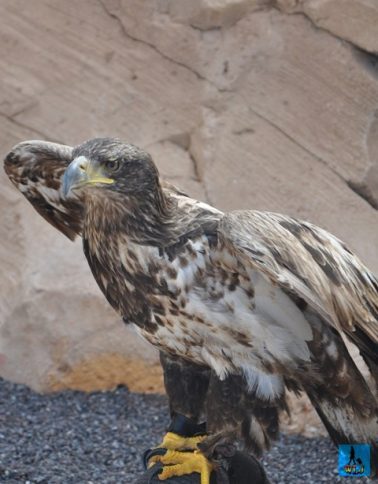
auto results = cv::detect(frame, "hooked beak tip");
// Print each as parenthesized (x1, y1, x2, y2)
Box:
(62, 157, 89, 197)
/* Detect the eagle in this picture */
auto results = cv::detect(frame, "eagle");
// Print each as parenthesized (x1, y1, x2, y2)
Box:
(4, 138, 378, 482)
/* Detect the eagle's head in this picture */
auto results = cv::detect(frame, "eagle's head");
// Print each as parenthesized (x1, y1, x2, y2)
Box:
(63, 137, 160, 200)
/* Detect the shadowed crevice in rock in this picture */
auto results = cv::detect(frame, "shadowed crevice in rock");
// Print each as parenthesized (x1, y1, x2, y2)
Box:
(347, 180, 378, 211)
(353, 49, 378, 80)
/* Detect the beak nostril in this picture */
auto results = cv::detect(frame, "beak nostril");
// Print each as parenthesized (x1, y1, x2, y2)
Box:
(74, 156, 88, 172)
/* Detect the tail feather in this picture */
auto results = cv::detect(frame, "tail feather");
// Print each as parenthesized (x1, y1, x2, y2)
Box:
(307, 389, 378, 478)
(300, 311, 378, 478)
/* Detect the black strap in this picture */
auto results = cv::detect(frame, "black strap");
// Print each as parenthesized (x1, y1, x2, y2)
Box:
(167, 413, 207, 437)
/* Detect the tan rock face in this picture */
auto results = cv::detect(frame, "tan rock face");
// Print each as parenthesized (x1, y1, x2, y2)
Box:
(277, 0, 378, 54)
(0, 0, 377, 435)
(166, 0, 270, 30)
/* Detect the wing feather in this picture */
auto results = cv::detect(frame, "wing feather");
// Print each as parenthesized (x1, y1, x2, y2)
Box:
(218, 210, 378, 345)
(4, 140, 83, 240)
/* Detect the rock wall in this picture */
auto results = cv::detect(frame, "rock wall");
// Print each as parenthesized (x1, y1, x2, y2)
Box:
(0, 0, 377, 433)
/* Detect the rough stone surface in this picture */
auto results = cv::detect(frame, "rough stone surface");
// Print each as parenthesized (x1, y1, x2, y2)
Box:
(1, 0, 377, 436)
(277, 0, 378, 54)
(166, 0, 271, 30)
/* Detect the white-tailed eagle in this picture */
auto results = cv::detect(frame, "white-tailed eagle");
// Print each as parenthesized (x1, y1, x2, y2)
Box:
(4, 138, 378, 482)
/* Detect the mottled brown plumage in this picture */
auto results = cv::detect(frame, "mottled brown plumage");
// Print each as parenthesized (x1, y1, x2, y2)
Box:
(4, 140, 83, 240)
(4, 138, 378, 478)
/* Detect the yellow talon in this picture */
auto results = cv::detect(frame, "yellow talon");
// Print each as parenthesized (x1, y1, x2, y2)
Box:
(151, 449, 213, 484)
(159, 431, 207, 451)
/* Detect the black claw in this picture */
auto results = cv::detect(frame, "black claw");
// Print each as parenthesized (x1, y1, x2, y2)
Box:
(142, 447, 167, 470)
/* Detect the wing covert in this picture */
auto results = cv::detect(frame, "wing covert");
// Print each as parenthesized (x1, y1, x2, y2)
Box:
(218, 210, 378, 345)
(4, 140, 83, 240)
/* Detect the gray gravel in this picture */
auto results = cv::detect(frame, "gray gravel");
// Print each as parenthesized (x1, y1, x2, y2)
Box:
(0, 378, 369, 484)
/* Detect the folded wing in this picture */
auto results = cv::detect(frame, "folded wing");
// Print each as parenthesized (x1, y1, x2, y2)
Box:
(4, 140, 83, 240)
(219, 210, 378, 346)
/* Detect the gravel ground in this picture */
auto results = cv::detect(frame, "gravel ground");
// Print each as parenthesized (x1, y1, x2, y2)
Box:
(0, 378, 369, 484)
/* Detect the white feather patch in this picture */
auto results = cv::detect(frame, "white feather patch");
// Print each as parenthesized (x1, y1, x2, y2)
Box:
(242, 366, 284, 400)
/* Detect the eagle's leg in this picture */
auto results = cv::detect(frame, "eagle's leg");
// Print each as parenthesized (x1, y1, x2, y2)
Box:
(147, 353, 214, 483)
(198, 371, 281, 481)
(158, 352, 210, 450)
(196, 373, 242, 473)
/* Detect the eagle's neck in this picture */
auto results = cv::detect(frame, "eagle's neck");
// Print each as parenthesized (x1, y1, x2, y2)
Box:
(83, 183, 176, 247)
(83, 183, 222, 251)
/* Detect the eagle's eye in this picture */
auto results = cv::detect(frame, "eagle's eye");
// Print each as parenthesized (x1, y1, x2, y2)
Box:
(107, 159, 120, 172)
